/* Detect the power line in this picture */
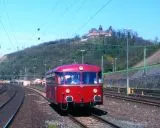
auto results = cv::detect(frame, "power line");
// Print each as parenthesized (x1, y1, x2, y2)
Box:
(66, 0, 87, 32)
(45, 0, 80, 40)
(74, 0, 86, 14)
(29, 0, 61, 45)
(76, 0, 113, 33)
(40, 0, 78, 30)
(40, 0, 60, 29)
(3, 0, 18, 49)
(36, 1, 79, 42)
(0, 19, 16, 50)
(59, 0, 78, 19)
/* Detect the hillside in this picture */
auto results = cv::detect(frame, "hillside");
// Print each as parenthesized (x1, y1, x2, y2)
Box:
(0, 56, 7, 63)
(0, 29, 159, 80)
(134, 49, 160, 67)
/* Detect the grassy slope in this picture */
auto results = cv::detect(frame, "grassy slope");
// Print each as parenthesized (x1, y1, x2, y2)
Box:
(0, 37, 159, 80)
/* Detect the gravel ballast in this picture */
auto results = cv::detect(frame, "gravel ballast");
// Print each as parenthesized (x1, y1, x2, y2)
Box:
(10, 86, 160, 128)
(98, 96, 160, 128)
(10, 87, 80, 128)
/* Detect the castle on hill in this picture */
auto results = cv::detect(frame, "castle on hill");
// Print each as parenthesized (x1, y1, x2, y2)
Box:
(81, 25, 112, 41)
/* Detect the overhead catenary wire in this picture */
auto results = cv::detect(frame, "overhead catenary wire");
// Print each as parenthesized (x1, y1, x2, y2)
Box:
(75, 0, 113, 33)
(0, 19, 16, 50)
(74, 0, 86, 14)
(3, 0, 18, 50)
(35, 0, 79, 42)
(28, 0, 61, 45)
(65, 0, 87, 37)
(27, 0, 63, 46)
(0, 0, 114, 53)
(59, 0, 78, 19)
(40, 0, 79, 30)
(40, 0, 60, 29)
(50, 0, 79, 39)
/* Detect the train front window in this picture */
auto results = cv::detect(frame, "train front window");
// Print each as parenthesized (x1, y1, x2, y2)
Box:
(82, 72, 97, 84)
(98, 71, 103, 83)
(57, 72, 65, 84)
(64, 72, 80, 85)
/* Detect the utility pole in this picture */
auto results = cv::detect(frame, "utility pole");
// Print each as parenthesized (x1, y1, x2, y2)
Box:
(143, 46, 146, 74)
(33, 66, 36, 80)
(126, 33, 129, 95)
(101, 55, 104, 81)
(24, 66, 27, 80)
(44, 63, 46, 74)
(143, 46, 147, 88)
(59, 60, 63, 65)
(114, 58, 117, 71)
(112, 62, 114, 72)
(101, 34, 105, 79)
(80, 50, 85, 64)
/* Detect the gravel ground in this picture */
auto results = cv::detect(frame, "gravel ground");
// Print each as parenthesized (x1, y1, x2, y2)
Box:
(10, 86, 160, 128)
(10, 87, 80, 128)
(98, 96, 160, 128)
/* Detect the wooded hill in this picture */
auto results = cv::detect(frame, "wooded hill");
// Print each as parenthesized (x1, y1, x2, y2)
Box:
(0, 29, 159, 80)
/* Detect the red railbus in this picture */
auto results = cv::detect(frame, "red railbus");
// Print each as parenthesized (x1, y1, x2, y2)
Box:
(45, 64, 103, 110)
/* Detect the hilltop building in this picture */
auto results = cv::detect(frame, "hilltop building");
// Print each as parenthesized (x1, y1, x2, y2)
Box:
(81, 25, 112, 41)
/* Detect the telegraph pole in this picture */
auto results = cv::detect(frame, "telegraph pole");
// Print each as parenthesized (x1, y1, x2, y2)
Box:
(101, 34, 105, 79)
(143, 46, 146, 74)
(114, 58, 117, 71)
(101, 55, 104, 78)
(33, 66, 36, 80)
(24, 66, 27, 80)
(44, 63, 46, 73)
(59, 59, 63, 65)
(126, 33, 129, 95)
(80, 50, 85, 64)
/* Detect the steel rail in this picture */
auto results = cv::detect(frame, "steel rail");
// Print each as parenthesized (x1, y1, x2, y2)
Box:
(3, 90, 24, 128)
(0, 85, 25, 128)
(0, 86, 16, 109)
(91, 113, 121, 128)
(0, 85, 7, 95)
(68, 114, 88, 128)
(104, 92, 160, 107)
(28, 86, 121, 128)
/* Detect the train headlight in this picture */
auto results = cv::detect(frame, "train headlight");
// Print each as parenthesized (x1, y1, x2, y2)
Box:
(93, 88, 97, 93)
(79, 66, 83, 71)
(65, 89, 70, 93)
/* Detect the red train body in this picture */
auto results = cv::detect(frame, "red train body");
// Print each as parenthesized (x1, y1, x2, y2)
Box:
(45, 64, 103, 110)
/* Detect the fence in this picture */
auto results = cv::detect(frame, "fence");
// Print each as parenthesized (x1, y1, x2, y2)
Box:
(103, 64, 160, 90)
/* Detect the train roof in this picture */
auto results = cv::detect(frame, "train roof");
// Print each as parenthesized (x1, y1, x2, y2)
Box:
(46, 64, 101, 74)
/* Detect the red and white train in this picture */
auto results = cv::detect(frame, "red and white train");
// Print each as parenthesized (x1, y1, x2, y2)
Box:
(45, 64, 103, 110)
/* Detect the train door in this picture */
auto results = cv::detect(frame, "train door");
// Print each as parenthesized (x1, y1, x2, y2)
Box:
(53, 74, 59, 103)
(46, 75, 52, 99)
(56, 72, 65, 103)
(51, 74, 57, 103)
(46, 72, 57, 103)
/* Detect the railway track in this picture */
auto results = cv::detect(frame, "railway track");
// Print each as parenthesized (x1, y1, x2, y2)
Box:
(28, 86, 121, 128)
(104, 92, 160, 107)
(0, 84, 24, 128)
(68, 112, 121, 128)
(0, 85, 16, 109)
(104, 88, 160, 100)
(0, 85, 8, 95)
